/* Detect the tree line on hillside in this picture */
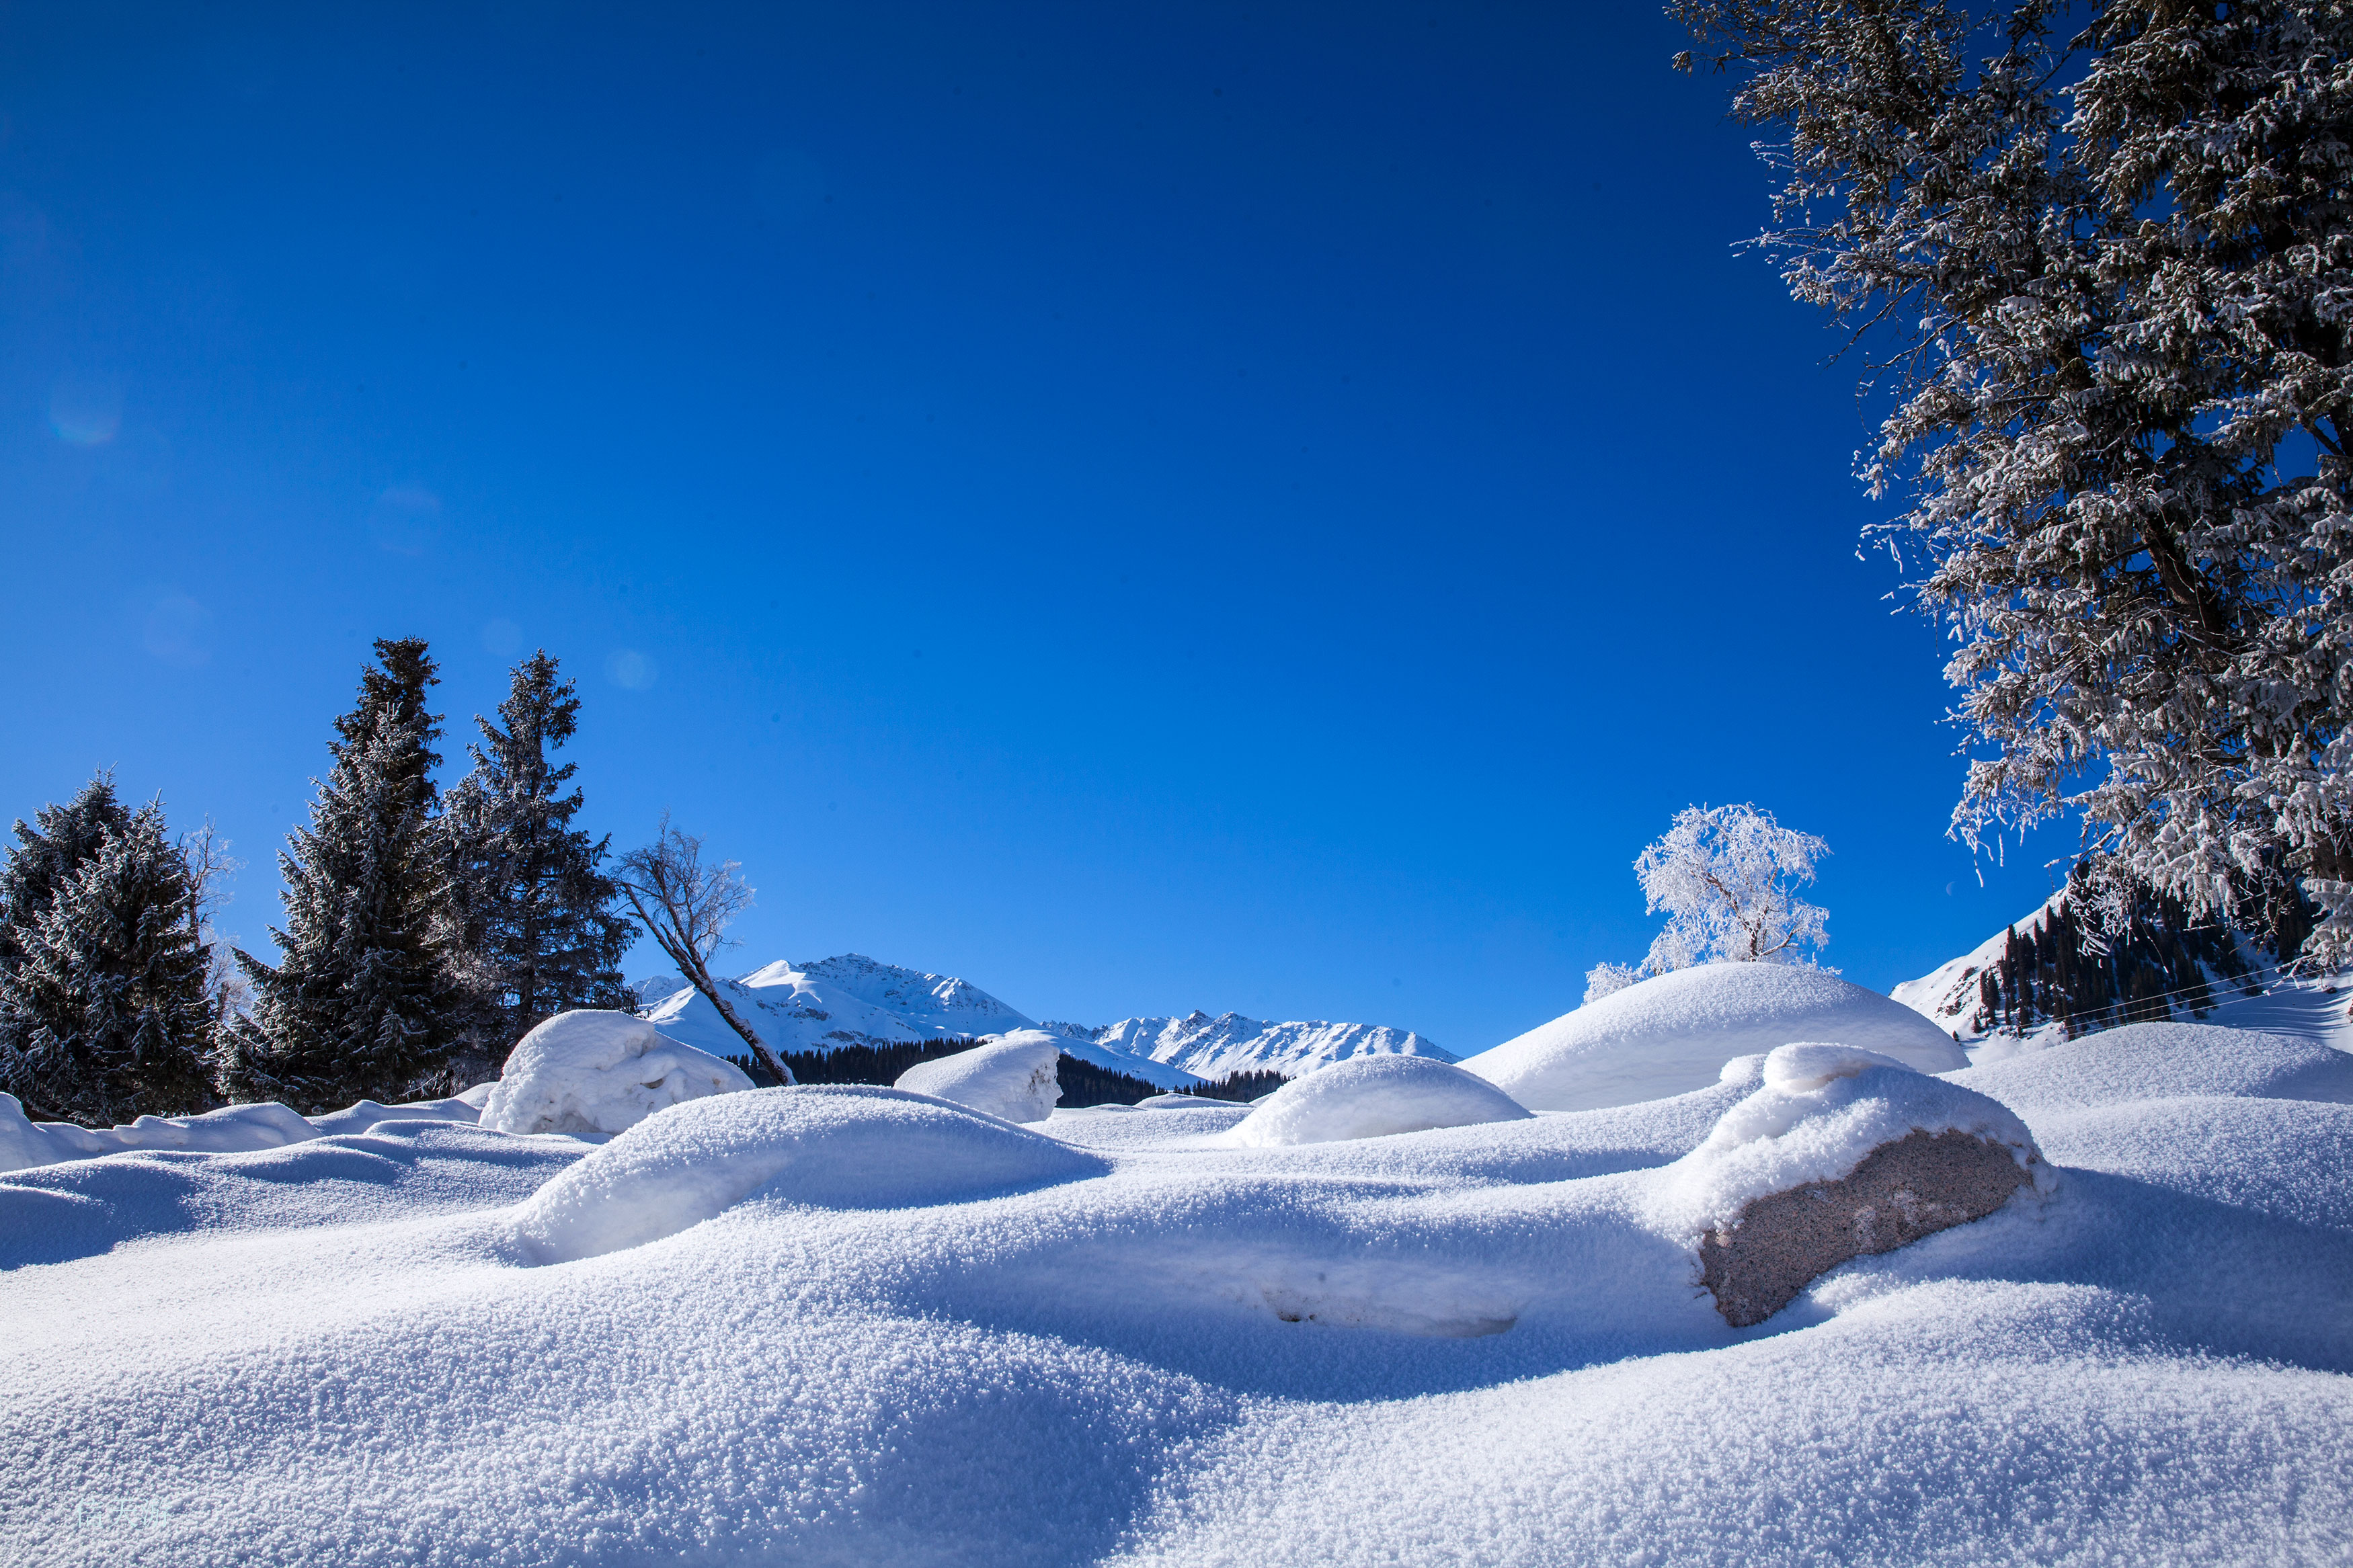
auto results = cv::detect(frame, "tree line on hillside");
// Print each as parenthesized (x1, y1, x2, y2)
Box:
(740, 1038, 1287, 1106)
(0, 638, 773, 1127)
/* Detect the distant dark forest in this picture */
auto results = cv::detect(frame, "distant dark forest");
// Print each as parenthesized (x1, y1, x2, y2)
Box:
(726, 1038, 1287, 1107)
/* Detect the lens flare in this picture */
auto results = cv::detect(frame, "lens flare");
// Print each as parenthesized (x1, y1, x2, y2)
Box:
(607, 649, 657, 690)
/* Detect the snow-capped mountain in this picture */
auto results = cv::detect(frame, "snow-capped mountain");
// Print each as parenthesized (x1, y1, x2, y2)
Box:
(633, 956, 1441, 1087)
(1892, 894, 2067, 1038)
(1062, 1010, 1453, 1080)
(637, 955, 1202, 1089)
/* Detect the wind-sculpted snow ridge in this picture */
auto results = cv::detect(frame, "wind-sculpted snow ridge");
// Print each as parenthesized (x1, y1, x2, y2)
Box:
(3, 1020, 2350, 1565)
(0, 1089, 484, 1174)
(1077, 1009, 1454, 1078)
(1462, 962, 1969, 1112)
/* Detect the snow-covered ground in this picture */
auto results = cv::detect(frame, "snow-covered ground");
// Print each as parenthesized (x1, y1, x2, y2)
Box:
(4, 966, 2350, 1565)
(633, 955, 1445, 1088)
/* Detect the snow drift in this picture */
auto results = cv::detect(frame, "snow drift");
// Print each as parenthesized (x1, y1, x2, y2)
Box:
(0, 1089, 482, 1175)
(1226, 1055, 1532, 1147)
(510, 1085, 1109, 1264)
(893, 1032, 1063, 1123)
(1462, 963, 1970, 1112)
(478, 1009, 752, 1137)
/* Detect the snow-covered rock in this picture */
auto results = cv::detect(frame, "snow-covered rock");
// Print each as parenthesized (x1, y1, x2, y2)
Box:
(479, 1009, 753, 1137)
(1654, 1044, 2048, 1326)
(1077, 1009, 1453, 1078)
(1225, 1055, 1532, 1147)
(1462, 963, 1970, 1112)
(511, 1084, 1107, 1264)
(894, 1031, 1064, 1124)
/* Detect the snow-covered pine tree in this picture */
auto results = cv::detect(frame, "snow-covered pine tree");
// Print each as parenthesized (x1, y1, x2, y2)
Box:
(0, 788, 216, 1124)
(1672, 0, 2353, 960)
(0, 774, 132, 985)
(223, 638, 466, 1111)
(444, 651, 634, 1063)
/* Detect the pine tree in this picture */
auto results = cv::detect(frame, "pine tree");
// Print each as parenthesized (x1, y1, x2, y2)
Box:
(444, 651, 634, 1063)
(1673, 0, 2353, 958)
(0, 786, 215, 1125)
(224, 638, 465, 1112)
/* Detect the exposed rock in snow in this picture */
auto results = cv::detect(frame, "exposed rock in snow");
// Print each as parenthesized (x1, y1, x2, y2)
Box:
(894, 1031, 1064, 1124)
(1225, 1055, 1532, 1147)
(1462, 963, 1970, 1112)
(1074, 1009, 1453, 1079)
(1654, 1043, 2047, 1325)
(511, 1084, 1107, 1264)
(479, 1010, 752, 1137)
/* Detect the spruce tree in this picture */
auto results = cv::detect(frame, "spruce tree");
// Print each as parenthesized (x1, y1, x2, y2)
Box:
(0, 785, 216, 1125)
(444, 651, 634, 1061)
(224, 638, 465, 1111)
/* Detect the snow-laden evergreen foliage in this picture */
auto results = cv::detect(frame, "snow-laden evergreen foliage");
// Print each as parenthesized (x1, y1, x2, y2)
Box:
(444, 652, 633, 1062)
(225, 639, 467, 1111)
(1674, 0, 2353, 959)
(0, 778, 215, 1124)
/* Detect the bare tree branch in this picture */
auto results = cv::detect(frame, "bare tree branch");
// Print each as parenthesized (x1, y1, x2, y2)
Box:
(614, 813, 792, 1085)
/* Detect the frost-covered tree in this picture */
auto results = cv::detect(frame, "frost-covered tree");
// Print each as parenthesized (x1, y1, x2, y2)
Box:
(1672, 0, 2353, 958)
(444, 651, 634, 1060)
(1632, 802, 1832, 975)
(224, 638, 467, 1110)
(1583, 962, 1644, 1004)
(0, 784, 216, 1124)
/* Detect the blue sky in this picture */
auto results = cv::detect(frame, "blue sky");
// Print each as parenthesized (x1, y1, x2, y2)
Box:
(0, 1, 2070, 1050)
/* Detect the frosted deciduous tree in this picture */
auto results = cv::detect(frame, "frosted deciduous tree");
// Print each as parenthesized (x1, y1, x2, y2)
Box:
(445, 652, 634, 1062)
(1671, 0, 2353, 958)
(225, 639, 467, 1110)
(614, 817, 792, 1085)
(0, 780, 216, 1124)
(1586, 804, 1831, 995)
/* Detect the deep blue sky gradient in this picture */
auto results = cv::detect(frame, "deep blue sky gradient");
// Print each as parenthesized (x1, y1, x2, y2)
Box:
(0, 1, 2071, 1048)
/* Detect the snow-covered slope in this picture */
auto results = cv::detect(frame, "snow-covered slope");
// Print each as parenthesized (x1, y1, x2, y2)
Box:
(5, 1020, 2349, 1564)
(1070, 1010, 1453, 1079)
(1890, 893, 2066, 1037)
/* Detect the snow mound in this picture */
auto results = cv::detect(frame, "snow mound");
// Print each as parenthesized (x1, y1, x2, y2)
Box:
(1953, 1020, 2353, 1113)
(894, 1031, 1064, 1124)
(1225, 1054, 1532, 1147)
(0, 1089, 482, 1174)
(1653, 1042, 2048, 1241)
(510, 1084, 1107, 1264)
(1462, 962, 1970, 1112)
(479, 1009, 752, 1137)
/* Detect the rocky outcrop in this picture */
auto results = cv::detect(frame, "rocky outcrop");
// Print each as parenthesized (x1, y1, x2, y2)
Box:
(1696, 1127, 2033, 1327)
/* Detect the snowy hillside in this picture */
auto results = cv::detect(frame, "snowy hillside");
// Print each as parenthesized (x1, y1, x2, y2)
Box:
(637, 958, 1441, 1086)
(1895, 888, 2285, 1046)
(1066, 1009, 1453, 1079)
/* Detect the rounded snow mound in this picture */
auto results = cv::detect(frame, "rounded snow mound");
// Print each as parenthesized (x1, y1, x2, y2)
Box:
(894, 1031, 1062, 1124)
(1652, 1042, 2048, 1241)
(479, 1009, 753, 1137)
(510, 1083, 1107, 1264)
(1461, 963, 1969, 1112)
(1224, 1055, 1533, 1148)
(1953, 1021, 2353, 1113)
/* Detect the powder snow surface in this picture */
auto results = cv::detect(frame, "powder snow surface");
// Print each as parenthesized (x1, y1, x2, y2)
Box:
(1, 1022, 2348, 1565)
(1462, 962, 1971, 1111)
(0, 1089, 483, 1173)
(478, 1009, 752, 1136)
